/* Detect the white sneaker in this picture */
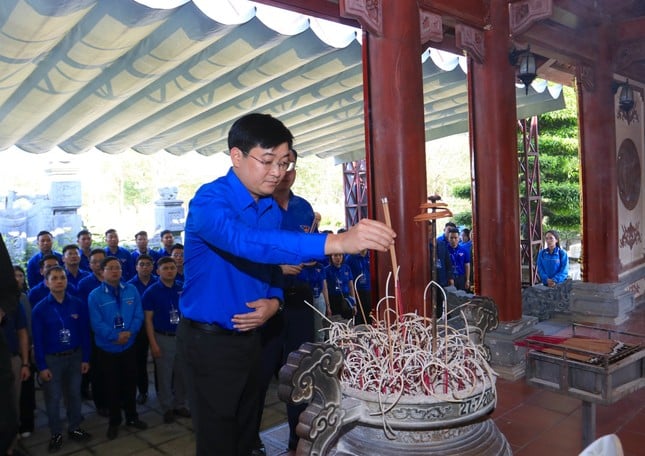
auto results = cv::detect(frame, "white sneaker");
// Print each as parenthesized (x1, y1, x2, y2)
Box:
(20, 431, 31, 438)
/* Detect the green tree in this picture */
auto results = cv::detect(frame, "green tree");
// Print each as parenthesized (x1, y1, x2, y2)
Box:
(537, 86, 580, 243)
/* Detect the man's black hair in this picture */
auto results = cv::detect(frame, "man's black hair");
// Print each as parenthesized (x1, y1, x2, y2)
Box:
(228, 113, 293, 154)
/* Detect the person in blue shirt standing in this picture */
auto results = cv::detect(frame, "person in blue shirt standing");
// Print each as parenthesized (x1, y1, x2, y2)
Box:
(157, 230, 175, 259)
(326, 252, 356, 319)
(28, 255, 65, 307)
(32, 266, 92, 453)
(62, 244, 90, 289)
(537, 229, 569, 287)
(143, 257, 189, 424)
(131, 231, 160, 266)
(76, 230, 93, 272)
(88, 257, 147, 440)
(170, 244, 185, 283)
(345, 249, 372, 324)
(103, 229, 135, 281)
(176, 113, 396, 456)
(447, 228, 471, 291)
(127, 254, 157, 406)
(26, 230, 63, 288)
(76, 248, 108, 415)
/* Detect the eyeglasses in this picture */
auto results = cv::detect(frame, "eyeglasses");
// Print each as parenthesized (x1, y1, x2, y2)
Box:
(104, 266, 122, 271)
(246, 153, 295, 172)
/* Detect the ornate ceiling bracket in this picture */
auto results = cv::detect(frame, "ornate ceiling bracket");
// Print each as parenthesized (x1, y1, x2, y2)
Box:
(420, 10, 443, 44)
(509, 0, 553, 37)
(340, 0, 382, 36)
(456, 24, 484, 64)
(576, 64, 595, 92)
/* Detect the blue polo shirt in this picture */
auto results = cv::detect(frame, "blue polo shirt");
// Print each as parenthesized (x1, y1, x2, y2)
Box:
(345, 253, 371, 291)
(447, 243, 471, 277)
(88, 282, 143, 353)
(31, 294, 91, 371)
(142, 280, 183, 333)
(28, 282, 78, 308)
(66, 268, 90, 289)
(77, 274, 102, 305)
(179, 168, 328, 329)
(128, 274, 157, 298)
(325, 263, 353, 297)
(300, 263, 326, 298)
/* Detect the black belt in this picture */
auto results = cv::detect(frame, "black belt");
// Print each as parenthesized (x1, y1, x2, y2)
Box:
(50, 348, 78, 357)
(187, 319, 255, 336)
(155, 330, 176, 337)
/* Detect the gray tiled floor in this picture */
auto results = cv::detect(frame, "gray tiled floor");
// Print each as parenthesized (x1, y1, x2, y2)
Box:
(14, 373, 289, 456)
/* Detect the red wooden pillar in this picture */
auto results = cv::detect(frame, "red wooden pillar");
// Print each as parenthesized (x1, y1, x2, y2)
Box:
(576, 26, 619, 284)
(342, 1, 429, 311)
(468, 1, 522, 322)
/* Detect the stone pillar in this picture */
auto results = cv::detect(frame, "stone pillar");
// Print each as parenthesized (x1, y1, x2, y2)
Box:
(342, 0, 429, 312)
(154, 186, 185, 242)
(47, 161, 83, 246)
(467, 2, 538, 379)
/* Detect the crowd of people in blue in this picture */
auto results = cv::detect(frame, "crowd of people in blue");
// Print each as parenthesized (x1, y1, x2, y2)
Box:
(0, 112, 569, 456)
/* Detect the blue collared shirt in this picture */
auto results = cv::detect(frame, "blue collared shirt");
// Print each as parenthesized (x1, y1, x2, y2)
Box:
(345, 253, 371, 290)
(142, 280, 183, 333)
(88, 282, 143, 353)
(32, 294, 91, 371)
(179, 168, 328, 329)
(127, 274, 158, 298)
(325, 263, 353, 297)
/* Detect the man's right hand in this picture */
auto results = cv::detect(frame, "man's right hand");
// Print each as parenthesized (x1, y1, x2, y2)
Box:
(280, 264, 303, 275)
(325, 219, 396, 254)
(116, 331, 131, 345)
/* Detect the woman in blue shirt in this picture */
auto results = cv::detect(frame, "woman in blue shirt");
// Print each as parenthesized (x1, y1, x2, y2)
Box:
(537, 230, 569, 287)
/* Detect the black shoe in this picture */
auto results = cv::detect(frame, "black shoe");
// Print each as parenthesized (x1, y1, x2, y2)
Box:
(68, 427, 92, 442)
(48, 433, 63, 453)
(106, 425, 118, 440)
(136, 392, 148, 405)
(125, 419, 148, 430)
(163, 410, 175, 424)
(251, 442, 267, 456)
(173, 407, 191, 418)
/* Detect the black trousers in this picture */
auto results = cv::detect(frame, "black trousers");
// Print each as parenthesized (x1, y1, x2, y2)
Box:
(178, 318, 261, 456)
(96, 345, 138, 426)
(0, 333, 17, 454)
(89, 337, 108, 410)
(19, 366, 35, 433)
(134, 329, 149, 395)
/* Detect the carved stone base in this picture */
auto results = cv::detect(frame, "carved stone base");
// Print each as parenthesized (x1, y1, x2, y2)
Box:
(570, 281, 634, 325)
(329, 419, 511, 455)
(487, 316, 540, 381)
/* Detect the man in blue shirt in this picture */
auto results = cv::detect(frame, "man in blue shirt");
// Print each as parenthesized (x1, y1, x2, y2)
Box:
(176, 113, 396, 456)
(88, 257, 147, 440)
(103, 229, 135, 281)
(26, 230, 63, 288)
(76, 249, 108, 415)
(32, 266, 91, 453)
(28, 255, 66, 307)
(76, 230, 93, 272)
(157, 230, 175, 258)
(127, 254, 157, 406)
(62, 244, 90, 289)
(131, 231, 160, 266)
(345, 249, 372, 325)
(143, 257, 189, 424)
(447, 228, 471, 291)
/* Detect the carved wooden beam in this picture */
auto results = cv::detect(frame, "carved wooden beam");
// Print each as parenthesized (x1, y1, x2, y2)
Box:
(455, 24, 485, 63)
(521, 21, 596, 64)
(420, 10, 444, 45)
(340, 0, 383, 36)
(576, 63, 595, 92)
(509, 0, 553, 36)
(418, 0, 490, 30)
